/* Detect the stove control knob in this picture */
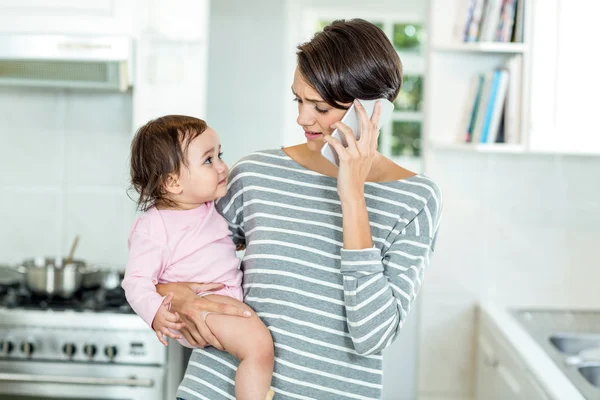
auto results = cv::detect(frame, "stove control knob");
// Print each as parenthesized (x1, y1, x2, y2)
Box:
(62, 343, 77, 359)
(83, 344, 97, 359)
(20, 341, 35, 357)
(0, 340, 14, 356)
(104, 345, 118, 361)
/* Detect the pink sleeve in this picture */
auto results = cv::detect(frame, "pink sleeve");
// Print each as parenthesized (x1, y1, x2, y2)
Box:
(121, 229, 168, 329)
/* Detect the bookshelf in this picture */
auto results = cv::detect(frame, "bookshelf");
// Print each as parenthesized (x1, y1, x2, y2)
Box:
(425, 0, 532, 154)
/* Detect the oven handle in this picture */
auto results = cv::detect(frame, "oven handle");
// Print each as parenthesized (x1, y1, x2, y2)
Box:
(0, 372, 153, 387)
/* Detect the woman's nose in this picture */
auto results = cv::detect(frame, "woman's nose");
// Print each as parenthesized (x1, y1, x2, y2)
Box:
(296, 105, 314, 127)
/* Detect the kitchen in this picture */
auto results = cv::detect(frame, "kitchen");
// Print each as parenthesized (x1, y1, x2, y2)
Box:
(0, 0, 599, 400)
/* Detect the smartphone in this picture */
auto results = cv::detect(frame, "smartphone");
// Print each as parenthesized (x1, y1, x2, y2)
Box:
(321, 98, 395, 166)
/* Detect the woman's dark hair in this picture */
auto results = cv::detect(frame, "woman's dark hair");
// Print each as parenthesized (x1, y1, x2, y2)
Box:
(297, 18, 403, 109)
(129, 115, 207, 211)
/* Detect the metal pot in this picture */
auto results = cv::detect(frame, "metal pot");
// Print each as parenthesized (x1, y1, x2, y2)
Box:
(19, 257, 88, 298)
(0, 264, 24, 286)
(82, 265, 123, 291)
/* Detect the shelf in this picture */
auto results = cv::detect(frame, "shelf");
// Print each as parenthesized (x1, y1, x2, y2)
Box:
(430, 142, 526, 153)
(432, 42, 527, 54)
(430, 142, 600, 156)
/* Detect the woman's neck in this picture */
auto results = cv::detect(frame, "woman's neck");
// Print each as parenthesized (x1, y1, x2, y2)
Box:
(282, 144, 416, 182)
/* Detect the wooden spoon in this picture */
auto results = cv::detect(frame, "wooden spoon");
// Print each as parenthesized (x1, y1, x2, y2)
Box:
(65, 235, 80, 265)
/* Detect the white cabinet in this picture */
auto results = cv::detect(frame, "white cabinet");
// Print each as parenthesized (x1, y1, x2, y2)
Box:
(476, 315, 553, 400)
(528, 0, 600, 154)
(132, 0, 210, 129)
(0, 0, 136, 35)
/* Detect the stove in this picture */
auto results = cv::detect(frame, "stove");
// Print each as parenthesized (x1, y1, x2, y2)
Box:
(0, 282, 185, 400)
(0, 281, 133, 313)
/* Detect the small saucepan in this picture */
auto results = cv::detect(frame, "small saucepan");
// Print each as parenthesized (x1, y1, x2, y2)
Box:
(18, 257, 89, 298)
(82, 264, 123, 291)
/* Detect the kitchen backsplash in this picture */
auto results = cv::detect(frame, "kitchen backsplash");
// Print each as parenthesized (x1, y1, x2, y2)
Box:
(0, 87, 137, 267)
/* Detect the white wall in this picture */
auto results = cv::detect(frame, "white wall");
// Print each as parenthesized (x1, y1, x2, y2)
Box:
(417, 151, 600, 400)
(0, 87, 136, 266)
(206, 0, 287, 166)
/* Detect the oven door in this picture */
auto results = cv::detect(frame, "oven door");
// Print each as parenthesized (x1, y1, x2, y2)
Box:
(0, 361, 164, 400)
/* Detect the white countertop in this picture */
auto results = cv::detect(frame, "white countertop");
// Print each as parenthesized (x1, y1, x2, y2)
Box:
(480, 302, 586, 400)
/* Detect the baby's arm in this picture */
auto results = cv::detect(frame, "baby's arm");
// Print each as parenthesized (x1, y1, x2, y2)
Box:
(122, 230, 178, 335)
(151, 293, 185, 345)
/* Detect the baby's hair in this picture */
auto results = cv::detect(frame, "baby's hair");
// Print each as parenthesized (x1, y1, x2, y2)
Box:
(129, 115, 208, 211)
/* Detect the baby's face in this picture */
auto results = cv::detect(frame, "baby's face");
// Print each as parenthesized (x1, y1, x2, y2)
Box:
(177, 127, 229, 206)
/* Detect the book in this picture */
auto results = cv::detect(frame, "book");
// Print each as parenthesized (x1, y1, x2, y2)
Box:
(471, 71, 494, 143)
(504, 55, 523, 143)
(512, 0, 525, 42)
(479, 0, 504, 42)
(485, 69, 510, 143)
(465, 0, 488, 41)
(465, 74, 486, 142)
(480, 70, 502, 142)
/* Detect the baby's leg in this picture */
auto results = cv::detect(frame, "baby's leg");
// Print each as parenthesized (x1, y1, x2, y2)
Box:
(203, 294, 274, 400)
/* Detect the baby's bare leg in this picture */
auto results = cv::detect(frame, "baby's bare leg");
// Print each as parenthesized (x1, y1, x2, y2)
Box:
(203, 294, 274, 400)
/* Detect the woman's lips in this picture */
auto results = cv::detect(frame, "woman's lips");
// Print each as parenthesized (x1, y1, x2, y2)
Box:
(304, 131, 322, 140)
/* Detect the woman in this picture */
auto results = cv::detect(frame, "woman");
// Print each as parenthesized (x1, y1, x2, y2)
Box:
(158, 18, 442, 400)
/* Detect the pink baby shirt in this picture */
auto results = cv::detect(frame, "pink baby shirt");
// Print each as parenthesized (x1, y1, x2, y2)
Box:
(122, 201, 243, 331)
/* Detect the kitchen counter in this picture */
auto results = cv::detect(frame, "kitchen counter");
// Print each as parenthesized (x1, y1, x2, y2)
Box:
(479, 302, 588, 400)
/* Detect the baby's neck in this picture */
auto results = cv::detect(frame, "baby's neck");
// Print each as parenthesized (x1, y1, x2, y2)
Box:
(155, 200, 209, 211)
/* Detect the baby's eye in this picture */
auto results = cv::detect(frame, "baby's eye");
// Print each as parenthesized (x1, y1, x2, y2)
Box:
(204, 157, 213, 165)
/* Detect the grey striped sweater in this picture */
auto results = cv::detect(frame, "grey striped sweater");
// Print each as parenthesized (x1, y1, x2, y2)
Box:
(177, 149, 442, 400)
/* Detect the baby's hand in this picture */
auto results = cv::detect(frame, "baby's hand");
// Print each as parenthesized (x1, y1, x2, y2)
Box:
(152, 292, 185, 346)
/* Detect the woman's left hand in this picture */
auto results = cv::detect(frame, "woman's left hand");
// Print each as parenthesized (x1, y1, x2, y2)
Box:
(324, 99, 382, 203)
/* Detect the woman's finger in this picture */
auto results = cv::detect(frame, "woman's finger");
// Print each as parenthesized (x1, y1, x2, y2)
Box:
(178, 313, 203, 345)
(188, 282, 225, 294)
(353, 100, 372, 149)
(179, 326, 201, 347)
(369, 101, 382, 150)
(155, 331, 168, 346)
(192, 312, 225, 350)
(204, 298, 252, 317)
(324, 134, 350, 161)
(332, 122, 359, 155)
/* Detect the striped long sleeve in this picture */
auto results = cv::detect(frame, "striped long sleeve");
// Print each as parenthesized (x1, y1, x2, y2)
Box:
(340, 197, 439, 355)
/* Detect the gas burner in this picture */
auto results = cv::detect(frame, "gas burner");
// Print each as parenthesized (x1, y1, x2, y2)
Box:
(0, 283, 133, 314)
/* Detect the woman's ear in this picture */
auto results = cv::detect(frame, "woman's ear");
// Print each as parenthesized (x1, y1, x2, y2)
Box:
(164, 173, 183, 195)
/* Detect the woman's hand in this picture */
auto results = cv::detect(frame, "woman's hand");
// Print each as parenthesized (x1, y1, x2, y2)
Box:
(156, 282, 251, 350)
(323, 99, 382, 203)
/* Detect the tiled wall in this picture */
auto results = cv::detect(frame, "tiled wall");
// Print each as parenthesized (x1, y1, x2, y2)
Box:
(417, 150, 600, 399)
(0, 87, 136, 267)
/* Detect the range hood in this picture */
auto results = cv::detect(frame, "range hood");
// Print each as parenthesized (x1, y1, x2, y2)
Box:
(0, 34, 132, 92)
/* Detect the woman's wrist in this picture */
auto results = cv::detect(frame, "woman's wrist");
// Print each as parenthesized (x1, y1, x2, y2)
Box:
(340, 193, 366, 210)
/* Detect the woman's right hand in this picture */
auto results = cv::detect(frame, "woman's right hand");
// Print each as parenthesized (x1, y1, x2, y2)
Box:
(156, 282, 251, 350)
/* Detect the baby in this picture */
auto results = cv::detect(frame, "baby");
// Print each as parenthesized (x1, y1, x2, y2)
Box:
(122, 115, 274, 400)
